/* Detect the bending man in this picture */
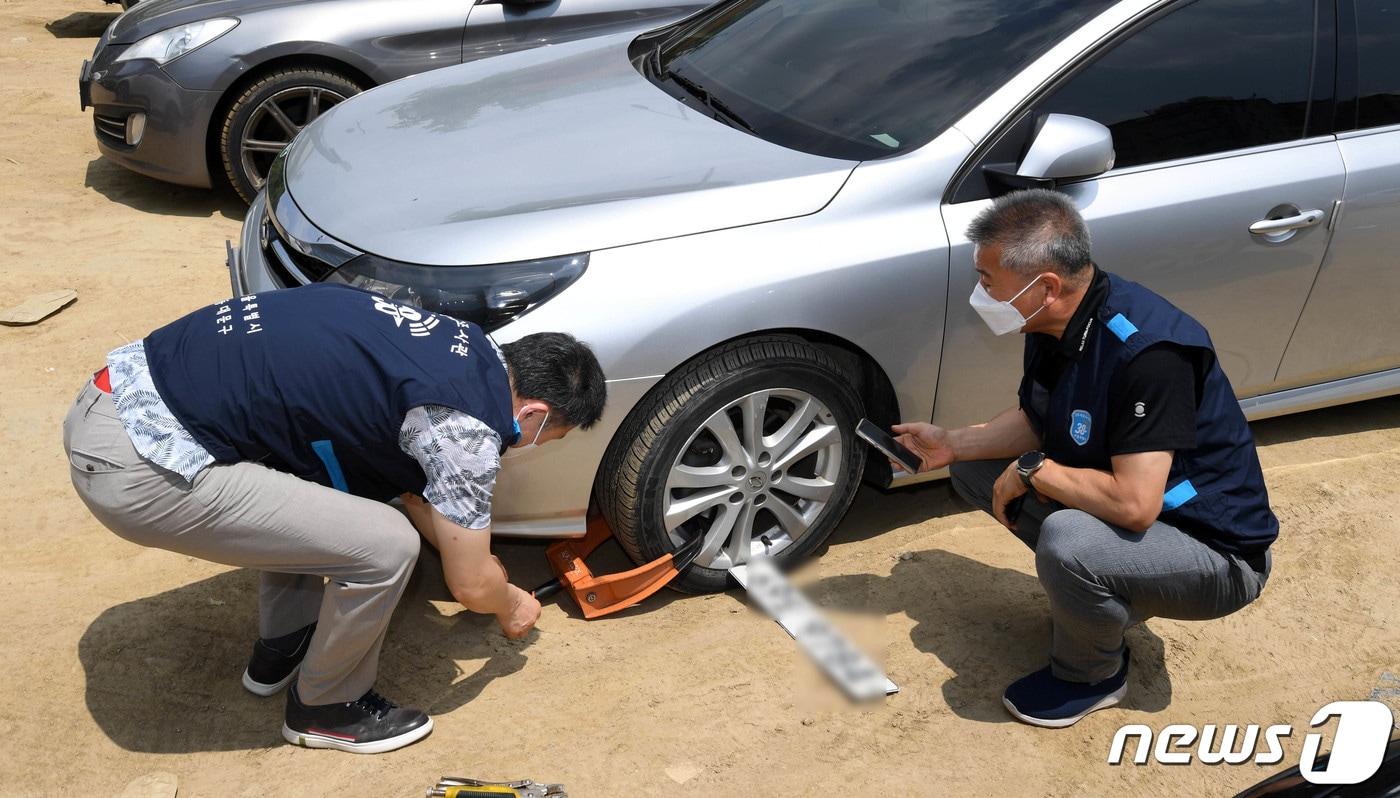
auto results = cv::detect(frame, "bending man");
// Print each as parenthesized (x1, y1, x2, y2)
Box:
(64, 282, 605, 752)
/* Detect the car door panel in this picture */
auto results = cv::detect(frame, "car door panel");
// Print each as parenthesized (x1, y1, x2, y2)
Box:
(1275, 0, 1400, 386)
(1075, 144, 1343, 395)
(1276, 130, 1400, 386)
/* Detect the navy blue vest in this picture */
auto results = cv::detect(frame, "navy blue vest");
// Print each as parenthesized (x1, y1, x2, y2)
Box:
(143, 283, 519, 502)
(1020, 274, 1278, 555)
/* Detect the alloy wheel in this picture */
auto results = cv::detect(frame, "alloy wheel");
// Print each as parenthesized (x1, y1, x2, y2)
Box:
(239, 86, 347, 191)
(662, 388, 843, 570)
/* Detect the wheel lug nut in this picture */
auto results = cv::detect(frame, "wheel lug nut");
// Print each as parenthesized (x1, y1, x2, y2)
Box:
(754, 494, 767, 506)
(757, 452, 771, 466)
(772, 469, 783, 482)
(728, 492, 744, 504)
(731, 465, 746, 478)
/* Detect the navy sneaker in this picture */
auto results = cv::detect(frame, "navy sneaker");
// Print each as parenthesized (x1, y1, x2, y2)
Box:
(242, 622, 316, 697)
(282, 684, 433, 754)
(1002, 649, 1130, 728)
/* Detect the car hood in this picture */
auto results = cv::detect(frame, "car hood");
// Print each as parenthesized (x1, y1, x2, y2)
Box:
(283, 32, 857, 266)
(110, 0, 299, 44)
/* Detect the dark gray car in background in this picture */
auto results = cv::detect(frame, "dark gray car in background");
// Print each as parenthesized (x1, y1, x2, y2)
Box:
(78, 0, 705, 202)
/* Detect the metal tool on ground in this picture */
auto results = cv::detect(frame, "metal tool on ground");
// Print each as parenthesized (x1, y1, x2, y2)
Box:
(731, 556, 899, 701)
(531, 515, 705, 619)
(427, 777, 567, 798)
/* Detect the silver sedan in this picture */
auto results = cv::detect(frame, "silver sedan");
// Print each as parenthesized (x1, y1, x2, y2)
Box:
(229, 0, 1400, 592)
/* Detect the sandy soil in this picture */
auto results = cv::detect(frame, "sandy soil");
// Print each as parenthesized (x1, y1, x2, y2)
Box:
(2, 1, 1398, 795)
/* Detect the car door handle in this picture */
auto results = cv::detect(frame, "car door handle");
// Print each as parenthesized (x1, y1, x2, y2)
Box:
(1249, 209, 1324, 235)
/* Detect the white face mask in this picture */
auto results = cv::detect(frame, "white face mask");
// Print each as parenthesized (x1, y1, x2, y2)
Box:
(968, 275, 1047, 336)
(502, 408, 549, 459)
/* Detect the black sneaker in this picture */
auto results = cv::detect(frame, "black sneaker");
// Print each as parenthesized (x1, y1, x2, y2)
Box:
(1002, 649, 1130, 728)
(242, 622, 316, 697)
(282, 684, 433, 754)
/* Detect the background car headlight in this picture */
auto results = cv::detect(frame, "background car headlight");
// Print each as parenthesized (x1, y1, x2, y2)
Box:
(324, 252, 588, 331)
(114, 19, 238, 65)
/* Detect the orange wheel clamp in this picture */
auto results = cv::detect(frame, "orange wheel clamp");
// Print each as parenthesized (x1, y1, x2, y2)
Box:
(532, 515, 703, 619)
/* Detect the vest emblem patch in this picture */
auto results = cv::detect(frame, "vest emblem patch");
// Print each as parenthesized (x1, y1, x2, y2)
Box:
(372, 296, 440, 338)
(1070, 409, 1092, 446)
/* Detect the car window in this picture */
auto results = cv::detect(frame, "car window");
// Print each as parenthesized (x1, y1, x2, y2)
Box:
(1037, 0, 1316, 170)
(645, 0, 1117, 161)
(1356, 1, 1400, 128)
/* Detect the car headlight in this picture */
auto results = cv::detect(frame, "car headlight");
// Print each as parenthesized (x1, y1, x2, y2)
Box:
(114, 19, 238, 65)
(324, 252, 588, 331)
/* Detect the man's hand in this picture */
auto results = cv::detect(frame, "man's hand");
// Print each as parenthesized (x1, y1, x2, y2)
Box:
(497, 584, 541, 639)
(484, 555, 538, 639)
(992, 459, 1030, 530)
(891, 422, 956, 473)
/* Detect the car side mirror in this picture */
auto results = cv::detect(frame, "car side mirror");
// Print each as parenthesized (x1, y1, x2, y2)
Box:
(1020, 113, 1115, 180)
(983, 113, 1115, 193)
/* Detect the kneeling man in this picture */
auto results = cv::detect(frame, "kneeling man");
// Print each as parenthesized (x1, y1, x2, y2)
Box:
(895, 190, 1276, 727)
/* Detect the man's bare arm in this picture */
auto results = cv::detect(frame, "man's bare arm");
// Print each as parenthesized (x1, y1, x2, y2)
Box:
(1026, 451, 1174, 533)
(946, 406, 1042, 462)
(401, 494, 510, 613)
(400, 494, 539, 637)
(892, 405, 1041, 473)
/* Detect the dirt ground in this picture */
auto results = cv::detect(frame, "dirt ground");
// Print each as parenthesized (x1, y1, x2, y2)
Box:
(2, 1, 1398, 795)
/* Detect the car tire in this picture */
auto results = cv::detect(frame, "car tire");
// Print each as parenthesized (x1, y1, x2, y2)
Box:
(597, 336, 867, 593)
(219, 68, 363, 205)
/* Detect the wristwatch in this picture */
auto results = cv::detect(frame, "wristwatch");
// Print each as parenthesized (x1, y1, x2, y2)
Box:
(1016, 450, 1046, 488)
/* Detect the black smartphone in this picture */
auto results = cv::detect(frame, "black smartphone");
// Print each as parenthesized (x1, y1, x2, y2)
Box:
(855, 419, 922, 474)
(1005, 494, 1025, 525)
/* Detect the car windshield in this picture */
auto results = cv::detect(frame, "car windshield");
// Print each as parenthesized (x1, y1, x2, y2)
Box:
(651, 0, 1117, 160)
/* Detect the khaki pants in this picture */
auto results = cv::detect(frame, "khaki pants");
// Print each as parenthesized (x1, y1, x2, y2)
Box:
(63, 380, 420, 705)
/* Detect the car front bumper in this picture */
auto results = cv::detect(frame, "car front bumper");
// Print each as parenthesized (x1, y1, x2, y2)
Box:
(225, 189, 640, 541)
(80, 40, 221, 188)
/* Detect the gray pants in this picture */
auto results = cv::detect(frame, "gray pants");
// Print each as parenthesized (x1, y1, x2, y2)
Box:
(949, 459, 1271, 683)
(63, 380, 420, 705)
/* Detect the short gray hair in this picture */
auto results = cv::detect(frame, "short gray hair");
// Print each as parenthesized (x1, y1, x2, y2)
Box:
(966, 189, 1092, 282)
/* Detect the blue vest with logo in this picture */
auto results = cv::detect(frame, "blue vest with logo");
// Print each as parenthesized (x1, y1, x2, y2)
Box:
(1020, 274, 1278, 555)
(142, 283, 519, 502)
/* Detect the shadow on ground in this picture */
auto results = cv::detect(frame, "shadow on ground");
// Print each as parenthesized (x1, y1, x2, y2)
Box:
(824, 478, 966, 551)
(46, 11, 117, 38)
(79, 542, 551, 754)
(807, 550, 1173, 723)
(84, 158, 246, 221)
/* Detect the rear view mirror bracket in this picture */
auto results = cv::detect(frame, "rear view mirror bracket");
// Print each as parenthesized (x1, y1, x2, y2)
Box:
(982, 163, 1057, 196)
